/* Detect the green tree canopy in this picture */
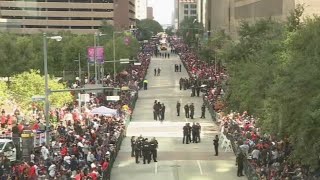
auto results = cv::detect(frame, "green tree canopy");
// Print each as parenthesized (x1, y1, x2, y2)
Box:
(177, 17, 204, 47)
(0, 81, 9, 105)
(136, 19, 163, 40)
(10, 70, 73, 111)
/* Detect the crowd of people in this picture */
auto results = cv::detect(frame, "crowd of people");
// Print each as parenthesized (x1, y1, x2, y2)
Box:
(0, 41, 156, 179)
(219, 111, 320, 179)
(170, 37, 320, 179)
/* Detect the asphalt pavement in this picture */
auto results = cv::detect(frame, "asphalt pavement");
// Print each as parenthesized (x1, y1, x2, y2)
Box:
(111, 51, 246, 180)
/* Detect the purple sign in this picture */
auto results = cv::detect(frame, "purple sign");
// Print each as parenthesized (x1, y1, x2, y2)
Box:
(87, 46, 105, 64)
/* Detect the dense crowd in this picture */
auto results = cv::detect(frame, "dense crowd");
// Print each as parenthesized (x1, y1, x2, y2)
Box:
(0, 41, 154, 179)
(170, 37, 320, 179)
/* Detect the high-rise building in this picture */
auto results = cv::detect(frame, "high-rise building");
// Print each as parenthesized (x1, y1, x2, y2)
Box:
(178, 0, 198, 24)
(147, 6, 153, 20)
(135, 0, 147, 20)
(0, 0, 136, 34)
(206, 0, 320, 38)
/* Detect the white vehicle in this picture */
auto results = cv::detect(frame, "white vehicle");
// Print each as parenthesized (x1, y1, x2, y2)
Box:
(0, 139, 17, 162)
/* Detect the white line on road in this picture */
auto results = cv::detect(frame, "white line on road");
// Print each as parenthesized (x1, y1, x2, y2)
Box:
(197, 160, 203, 175)
(155, 162, 158, 174)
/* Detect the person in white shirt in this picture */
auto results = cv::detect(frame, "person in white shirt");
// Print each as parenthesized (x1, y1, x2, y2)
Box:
(251, 148, 260, 160)
(87, 151, 95, 165)
(41, 146, 49, 160)
(48, 163, 56, 178)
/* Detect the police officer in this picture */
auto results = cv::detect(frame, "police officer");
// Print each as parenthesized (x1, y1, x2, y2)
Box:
(196, 85, 201, 97)
(237, 152, 245, 177)
(153, 101, 158, 120)
(196, 123, 201, 143)
(184, 104, 189, 118)
(191, 86, 195, 97)
(137, 135, 144, 158)
(160, 103, 165, 121)
(134, 140, 141, 164)
(182, 123, 188, 144)
(191, 123, 197, 143)
(131, 136, 136, 157)
(176, 101, 181, 116)
(179, 78, 183, 90)
(213, 135, 219, 156)
(200, 104, 206, 119)
(150, 137, 158, 162)
(142, 138, 151, 164)
(187, 123, 192, 144)
(189, 103, 195, 119)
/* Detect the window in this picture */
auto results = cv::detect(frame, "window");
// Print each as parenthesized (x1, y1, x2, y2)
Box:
(190, 4, 197, 9)
(184, 4, 189, 9)
(184, 10, 188, 15)
(190, 10, 197, 15)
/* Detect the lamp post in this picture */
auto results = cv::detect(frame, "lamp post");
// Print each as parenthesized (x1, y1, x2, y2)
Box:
(74, 53, 81, 81)
(94, 32, 106, 84)
(43, 33, 62, 145)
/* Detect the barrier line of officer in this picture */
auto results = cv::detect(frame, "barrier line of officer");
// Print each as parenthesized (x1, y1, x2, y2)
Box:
(131, 136, 158, 164)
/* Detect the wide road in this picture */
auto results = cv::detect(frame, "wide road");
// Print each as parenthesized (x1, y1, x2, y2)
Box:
(111, 50, 245, 180)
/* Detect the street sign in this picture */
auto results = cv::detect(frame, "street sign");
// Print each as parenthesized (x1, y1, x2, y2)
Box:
(134, 62, 141, 66)
(120, 59, 129, 64)
(106, 96, 120, 101)
(32, 95, 45, 102)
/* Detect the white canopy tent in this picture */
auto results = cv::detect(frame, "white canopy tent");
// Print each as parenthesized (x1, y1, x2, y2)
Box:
(90, 106, 117, 116)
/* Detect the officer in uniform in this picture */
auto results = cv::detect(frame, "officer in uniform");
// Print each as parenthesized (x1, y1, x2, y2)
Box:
(150, 137, 158, 162)
(184, 104, 189, 118)
(179, 78, 183, 90)
(176, 101, 181, 116)
(200, 104, 206, 119)
(137, 135, 144, 158)
(196, 85, 201, 97)
(196, 123, 201, 143)
(191, 86, 195, 97)
(191, 123, 197, 143)
(236, 152, 245, 177)
(131, 136, 136, 157)
(182, 123, 189, 144)
(213, 135, 219, 156)
(142, 138, 151, 164)
(189, 103, 195, 119)
(134, 140, 141, 164)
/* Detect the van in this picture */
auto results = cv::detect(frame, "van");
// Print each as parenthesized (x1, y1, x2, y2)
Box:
(0, 139, 17, 162)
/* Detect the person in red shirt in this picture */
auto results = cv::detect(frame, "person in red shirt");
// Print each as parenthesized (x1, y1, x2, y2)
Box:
(32, 122, 40, 131)
(28, 163, 37, 180)
(1, 115, 6, 128)
(60, 145, 68, 157)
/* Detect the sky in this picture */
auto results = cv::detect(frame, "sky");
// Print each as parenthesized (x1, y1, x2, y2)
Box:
(148, 0, 174, 25)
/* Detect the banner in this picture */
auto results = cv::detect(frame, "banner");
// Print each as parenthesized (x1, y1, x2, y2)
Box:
(87, 46, 105, 64)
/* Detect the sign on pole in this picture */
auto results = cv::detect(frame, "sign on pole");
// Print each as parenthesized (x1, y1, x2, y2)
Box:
(106, 96, 120, 101)
(87, 46, 105, 64)
(32, 95, 45, 102)
(120, 59, 130, 64)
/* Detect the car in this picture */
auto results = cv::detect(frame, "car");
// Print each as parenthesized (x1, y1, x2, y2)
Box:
(0, 139, 17, 162)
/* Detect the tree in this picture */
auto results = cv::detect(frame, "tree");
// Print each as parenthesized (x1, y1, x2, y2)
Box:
(165, 26, 175, 36)
(136, 19, 163, 40)
(0, 81, 9, 105)
(177, 17, 204, 47)
(10, 70, 73, 111)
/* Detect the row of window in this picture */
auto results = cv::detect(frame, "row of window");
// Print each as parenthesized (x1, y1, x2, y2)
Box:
(22, 25, 102, 29)
(21, 0, 114, 3)
(184, 4, 197, 9)
(0, 7, 114, 12)
(2, 16, 113, 21)
(184, 9, 197, 15)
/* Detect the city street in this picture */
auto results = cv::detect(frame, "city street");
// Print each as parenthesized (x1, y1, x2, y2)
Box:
(111, 52, 245, 180)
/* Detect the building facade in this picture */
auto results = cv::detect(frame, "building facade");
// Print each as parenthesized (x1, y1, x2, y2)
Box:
(146, 6, 153, 20)
(178, 0, 198, 25)
(135, 0, 147, 20)
(0, 0, 135, 34)
(206, 0, 320, 38)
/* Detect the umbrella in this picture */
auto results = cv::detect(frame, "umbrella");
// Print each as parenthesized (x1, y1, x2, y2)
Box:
(90, 106, 117, 116)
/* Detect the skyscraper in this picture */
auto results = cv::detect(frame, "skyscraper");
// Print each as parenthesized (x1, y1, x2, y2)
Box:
(0, 0, 136, 34)
(135, 0, 147, 20)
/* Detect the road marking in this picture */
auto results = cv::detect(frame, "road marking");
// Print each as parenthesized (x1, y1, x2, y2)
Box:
(155, 162, 158, 174)
(197, 160, 203, 175)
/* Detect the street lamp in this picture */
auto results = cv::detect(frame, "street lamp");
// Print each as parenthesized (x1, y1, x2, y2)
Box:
(74, 53, 81, 81)
(112, 31, 126, 82)
(43, 33, 62, 144)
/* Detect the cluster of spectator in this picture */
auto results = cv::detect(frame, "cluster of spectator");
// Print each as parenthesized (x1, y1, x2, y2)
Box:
(0, 41, 155, 179)
(220, 111, 319, 180)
